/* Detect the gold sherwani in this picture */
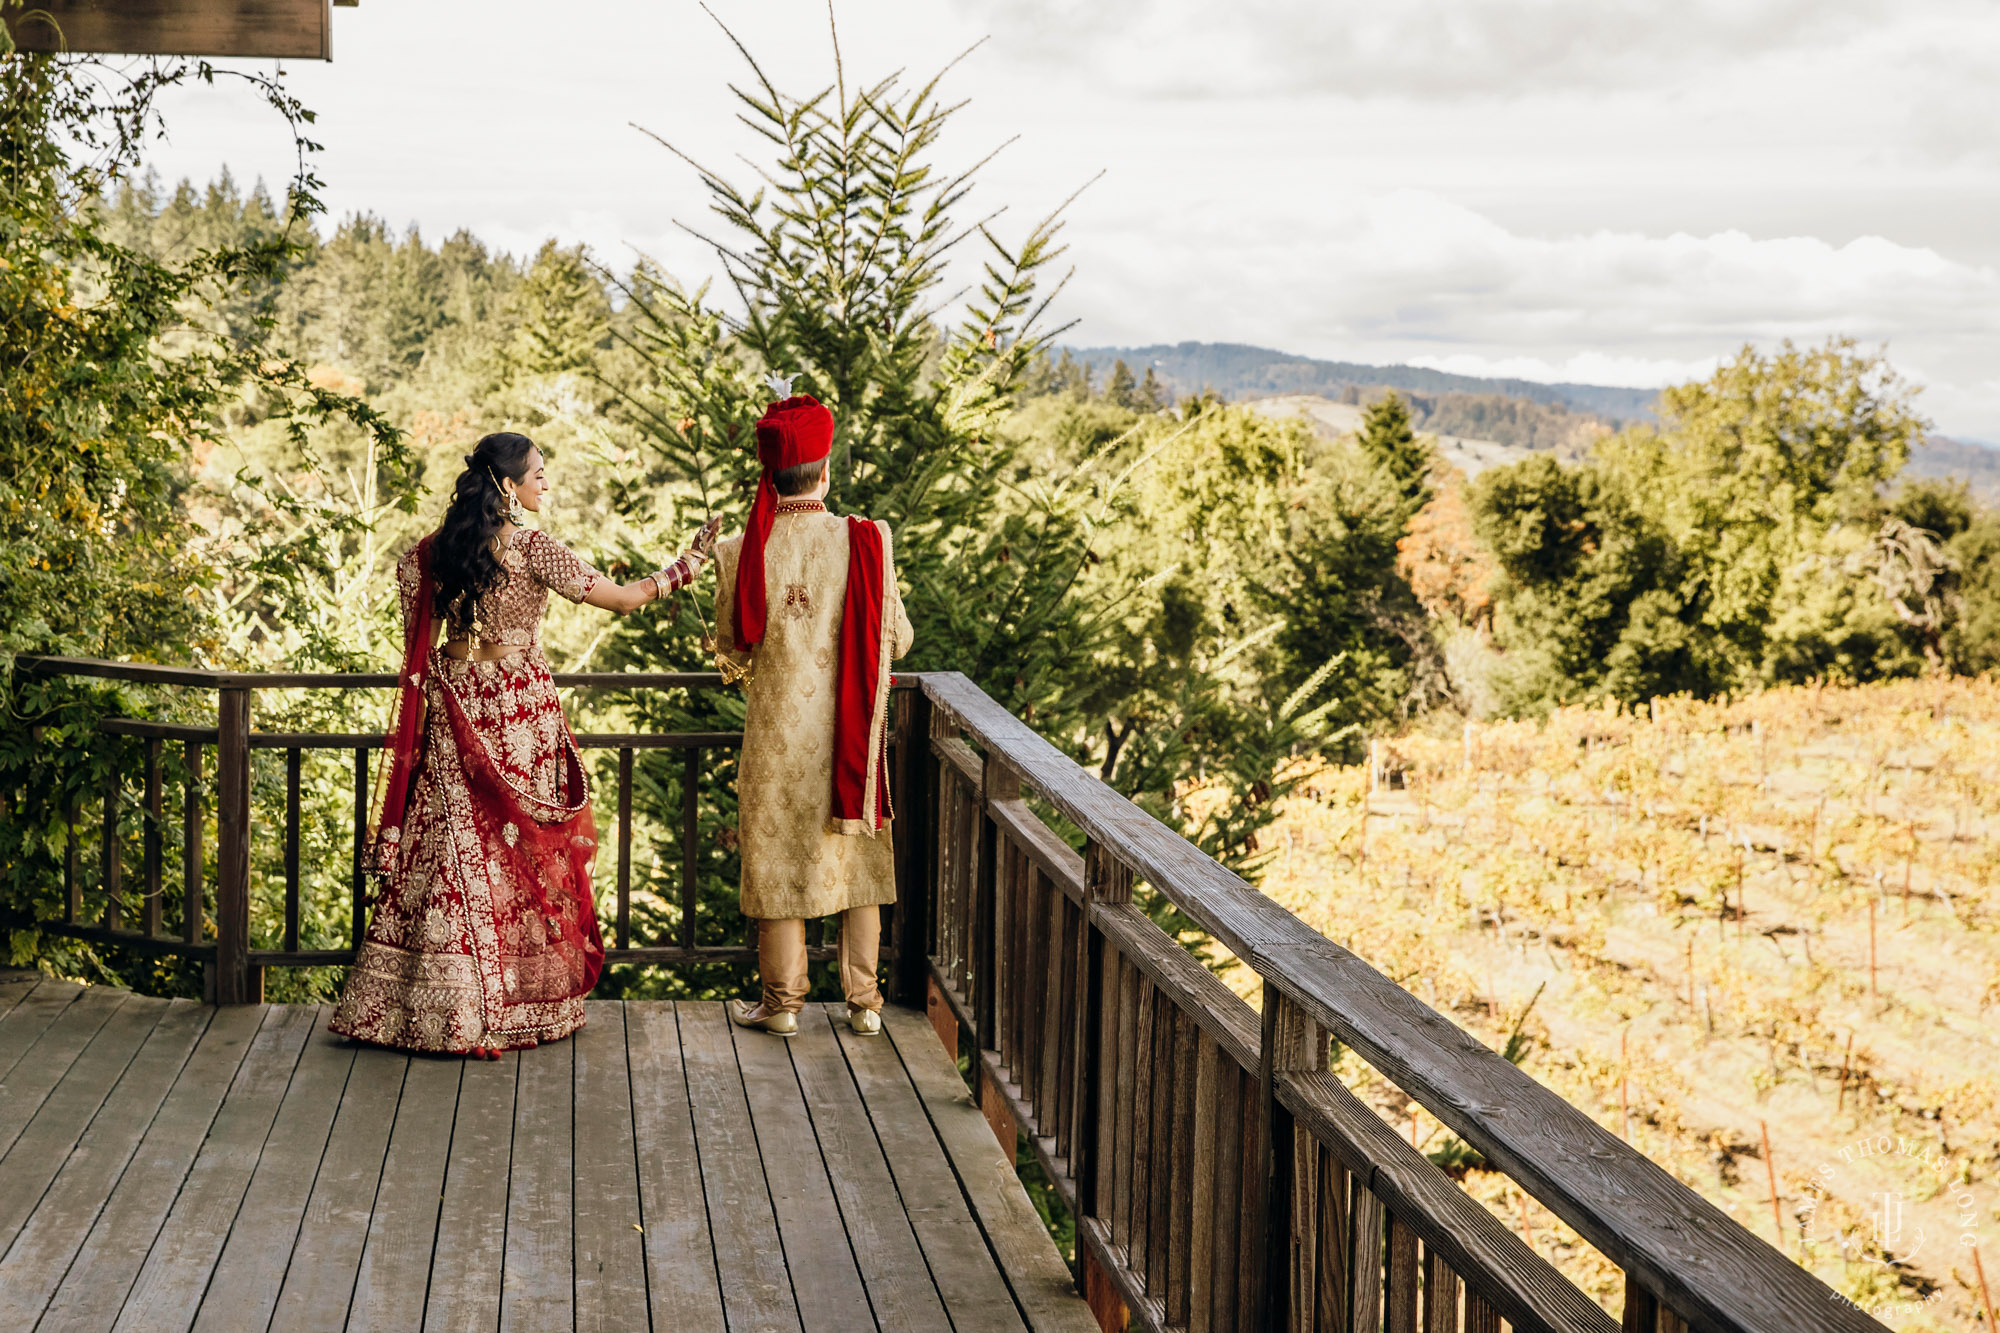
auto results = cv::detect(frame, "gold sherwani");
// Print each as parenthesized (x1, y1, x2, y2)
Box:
(714, 509, 915, 920)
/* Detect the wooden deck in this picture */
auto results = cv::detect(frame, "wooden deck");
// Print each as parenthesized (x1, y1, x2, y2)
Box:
(0, 972, 1095, 1332)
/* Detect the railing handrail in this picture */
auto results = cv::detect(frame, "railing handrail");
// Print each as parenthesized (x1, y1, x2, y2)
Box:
(913, 670, 1879, 1333)
(11, 654, 1883, 1330)
(14, 654, 731, 692)
(16, 655, 793, 1008)
(98, 720, 743, 750)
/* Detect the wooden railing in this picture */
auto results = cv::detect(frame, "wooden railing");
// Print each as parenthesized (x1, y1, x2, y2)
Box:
(19, 657, 1888, 1331)
(900, 673, 1888, 1333)
(16, 654, 863, 1004)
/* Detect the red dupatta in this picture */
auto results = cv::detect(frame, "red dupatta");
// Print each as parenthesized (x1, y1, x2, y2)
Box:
(367, 535, 604, 1002)
(367, 535, 438, 874)
(829, 516, 896, 835)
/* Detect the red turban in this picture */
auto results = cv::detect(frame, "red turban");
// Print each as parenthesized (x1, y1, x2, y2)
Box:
(734, 394, 834, 650)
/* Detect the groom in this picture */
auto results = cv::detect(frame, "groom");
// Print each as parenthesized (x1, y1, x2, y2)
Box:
(715, 388, 913, 1037)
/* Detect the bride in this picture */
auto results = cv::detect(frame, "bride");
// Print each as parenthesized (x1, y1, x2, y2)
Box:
(330, 431, 718, 1057)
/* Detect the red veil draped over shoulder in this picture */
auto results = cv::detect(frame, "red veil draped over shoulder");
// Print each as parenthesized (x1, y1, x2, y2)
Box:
(368, 535, 604, 1003)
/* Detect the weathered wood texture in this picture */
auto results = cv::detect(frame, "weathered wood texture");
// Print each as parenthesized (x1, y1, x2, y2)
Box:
(61, 678, 758, 981)
(14, 647, 1895, 1332)
(0, 981, 1088, 1332)
(0, 0, 333, 60)
(912, 671, 1889, 1333)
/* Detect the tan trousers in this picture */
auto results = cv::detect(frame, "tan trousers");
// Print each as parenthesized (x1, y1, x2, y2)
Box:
(757, 907, 882, 1015)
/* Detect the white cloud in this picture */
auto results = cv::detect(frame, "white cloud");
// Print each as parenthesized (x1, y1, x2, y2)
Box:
(955, 0, 1895, 98)
(1054, 191, 2000, 431)
(122, 0, 2000, 438)
(1402, 351, 1723, 390)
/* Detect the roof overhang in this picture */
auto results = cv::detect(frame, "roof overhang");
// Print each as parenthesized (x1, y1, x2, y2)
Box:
(3, 0, 345, 61)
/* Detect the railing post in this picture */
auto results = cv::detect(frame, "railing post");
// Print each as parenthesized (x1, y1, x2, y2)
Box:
(975, 751, 1017, 1053)
(1252, 984, 1320, 1331)
(212, 686, 261, 1005)
(143, 737, 164, 938)
(680, 747, 698, 952)
(64, 796, 81, 924)
(181, 739, 204, 947)
(1620, 1274, 1687, 1332)
(284, 747, 302, 953)
(351, 744, 370, 951)
(892, 686, 935, 1008)
(617, 746, 633, 950)
(101, 744, 122, 931)
(1078, 839, 1130, 1217)
(1077, 840, 1133, 1331)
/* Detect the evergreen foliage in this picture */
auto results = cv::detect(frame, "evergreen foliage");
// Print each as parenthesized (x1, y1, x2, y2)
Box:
(0, 49, 409, 987)
(1467, 341, 1997, 711)
(1354, 390, 1434, 517)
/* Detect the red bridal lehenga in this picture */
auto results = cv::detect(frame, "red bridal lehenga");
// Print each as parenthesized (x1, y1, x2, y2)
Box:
(330, 528, 618, 1053)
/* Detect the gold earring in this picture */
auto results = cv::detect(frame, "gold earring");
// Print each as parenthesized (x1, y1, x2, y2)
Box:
(506, 489, 528, 525)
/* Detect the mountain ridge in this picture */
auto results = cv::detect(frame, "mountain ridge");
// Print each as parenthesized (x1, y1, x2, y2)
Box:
(1061, 340, 1663, 422)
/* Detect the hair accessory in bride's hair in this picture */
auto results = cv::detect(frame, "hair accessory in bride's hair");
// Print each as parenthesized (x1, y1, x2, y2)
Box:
(763, 370, 799, 399)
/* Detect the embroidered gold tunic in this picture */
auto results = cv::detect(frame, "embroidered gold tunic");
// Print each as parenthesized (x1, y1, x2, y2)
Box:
(714, 509, 914, 920)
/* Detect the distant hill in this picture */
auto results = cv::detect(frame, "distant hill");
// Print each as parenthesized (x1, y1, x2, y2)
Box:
(1069, 342, 2000, 500)
(1247, 396, 1559, 479)
(1063, 341, 1662, 423)
(1908, 436, 2000, 505)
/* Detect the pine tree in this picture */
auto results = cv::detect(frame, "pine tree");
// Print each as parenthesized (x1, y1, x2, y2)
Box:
(1106, 358, 1138, 409)
(1356, 391, 1433, 515)
(600, 26, 1104, 732)
(1138, 365, 1168, 411)
(506, 241, 610, 376)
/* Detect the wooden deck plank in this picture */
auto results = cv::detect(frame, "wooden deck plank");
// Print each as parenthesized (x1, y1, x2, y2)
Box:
(192, 1007, 355, 1332)
(347, 1054, 461, 1333)
(879, 1005, 1096, 1333)
(0, 978, 83, 1081)
(572, 1003, 648, 1333)
(626, 1002, 726, 1333)
(794, 1005, 951, 1333)
(500, 1037, 574, 1332)
(0, 985, 127, 1160)
(835, 1009, 1027, 1333)
(109, 1003, 316, 1332)
(0, 969, 43, 1024)
(678, 1000, 803, 1332)
(0, 992, 170, 1249)
(32, 1002, 267, 1333)
(268, 1043, 409, 1333)
(0, 997, 1096, 1333)
(421, 1049, 519, 1333)
(0, 1000, 208, 1325)
(733, 1005, 875, 1333)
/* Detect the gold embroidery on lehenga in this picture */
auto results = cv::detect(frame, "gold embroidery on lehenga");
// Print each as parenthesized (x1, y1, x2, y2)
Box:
(329, 531, 608, 1055)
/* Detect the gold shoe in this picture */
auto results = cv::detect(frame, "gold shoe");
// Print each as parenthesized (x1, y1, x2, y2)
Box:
(727, 999, 798, 1036)
(847, 1007, 882, 1037)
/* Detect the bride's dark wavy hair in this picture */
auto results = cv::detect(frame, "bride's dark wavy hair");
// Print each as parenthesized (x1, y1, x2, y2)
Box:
(432, 432, 536, 637)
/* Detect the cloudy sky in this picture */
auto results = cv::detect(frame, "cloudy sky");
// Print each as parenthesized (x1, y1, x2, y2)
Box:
(138, 0, 2000, 438)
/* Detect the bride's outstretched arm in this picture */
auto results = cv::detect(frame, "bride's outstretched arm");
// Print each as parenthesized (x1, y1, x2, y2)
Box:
(582, 516, 722, 614)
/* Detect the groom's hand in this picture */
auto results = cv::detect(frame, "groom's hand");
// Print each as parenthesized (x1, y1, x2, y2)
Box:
(690, 515, 723, 560)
